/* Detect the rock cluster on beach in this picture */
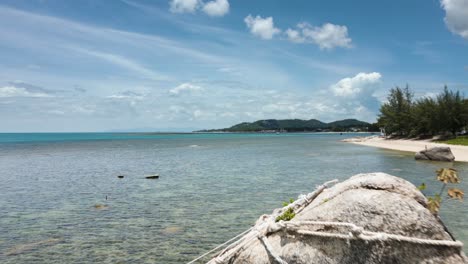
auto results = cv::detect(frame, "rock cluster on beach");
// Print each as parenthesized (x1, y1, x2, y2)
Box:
(210, 173, 466, 264)
(415, 146, 455, 162)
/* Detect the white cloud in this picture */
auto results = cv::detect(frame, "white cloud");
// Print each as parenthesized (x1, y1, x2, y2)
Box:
(0, 82, 55, 98)
(285, 28, 304, 43)
(331, 72, 382, 97)
(441, 0, 468, 39)
(202, 0, 229, 17)
(286, 23, 352, 49)
(244, 15, 281, 40)
(107, 91, 145, 100)
(170, 0, 199, 13)
(169, 83, 204, 95)
(0, 85, 52, 98)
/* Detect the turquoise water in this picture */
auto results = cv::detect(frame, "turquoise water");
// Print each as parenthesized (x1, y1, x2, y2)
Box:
(0, 133, 467, 263)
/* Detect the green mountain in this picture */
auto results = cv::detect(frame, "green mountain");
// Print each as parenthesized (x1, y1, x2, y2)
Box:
(199, 118, 372, 132)
(327, 119, 371, 129)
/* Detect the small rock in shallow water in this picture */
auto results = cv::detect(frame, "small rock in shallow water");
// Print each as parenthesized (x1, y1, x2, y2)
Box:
(162, 226, 182, 235)
(93, 204, 109, 210)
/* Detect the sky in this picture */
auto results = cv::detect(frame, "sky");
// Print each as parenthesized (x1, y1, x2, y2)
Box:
(0, 0, 467, 132)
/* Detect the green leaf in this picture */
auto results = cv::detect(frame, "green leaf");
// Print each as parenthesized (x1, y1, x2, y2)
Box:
(275, 207, 296, 222)
(417, 183, 426, 191)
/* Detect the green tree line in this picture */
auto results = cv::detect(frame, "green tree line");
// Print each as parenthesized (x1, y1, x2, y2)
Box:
(378, 85, 468, 137)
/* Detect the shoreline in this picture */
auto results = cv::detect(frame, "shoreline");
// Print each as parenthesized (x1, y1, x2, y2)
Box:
(343, 136, 468, 162)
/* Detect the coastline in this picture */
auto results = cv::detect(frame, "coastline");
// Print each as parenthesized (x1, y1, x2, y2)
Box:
(343, 136, 468, 162)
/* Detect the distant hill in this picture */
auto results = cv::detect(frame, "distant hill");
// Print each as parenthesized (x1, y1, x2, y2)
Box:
(327, 119, 371, 129)
(198, 118, 374, 132)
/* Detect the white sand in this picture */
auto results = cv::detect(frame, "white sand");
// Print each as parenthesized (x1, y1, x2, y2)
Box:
(345, 136, 468, 162)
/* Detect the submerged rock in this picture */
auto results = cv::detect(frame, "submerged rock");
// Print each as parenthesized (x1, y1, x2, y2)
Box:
(93, 204, 109, 210)
(5, 238, 62, 256)
(208, 173, 466, 264)
(415, 146, 455, 162)
(162, 226, 183, 235)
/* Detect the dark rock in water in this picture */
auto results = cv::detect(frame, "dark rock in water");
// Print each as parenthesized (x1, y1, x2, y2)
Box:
(415, 147, 455, 162)
(145, 175, 159, 179)
(117, 175, 124, 179)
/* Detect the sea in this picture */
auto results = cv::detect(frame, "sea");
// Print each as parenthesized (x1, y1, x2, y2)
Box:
(0, 133, 467, 263)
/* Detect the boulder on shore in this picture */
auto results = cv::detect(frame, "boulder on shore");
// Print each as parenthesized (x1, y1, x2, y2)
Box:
(415, 146, 455, 162)
(208, 173, 466, 264)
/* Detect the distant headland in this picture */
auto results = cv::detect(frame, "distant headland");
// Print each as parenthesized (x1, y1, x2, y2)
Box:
(196, 118, 379, 133)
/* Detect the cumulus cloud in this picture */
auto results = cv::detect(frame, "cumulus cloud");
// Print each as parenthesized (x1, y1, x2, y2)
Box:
(286, 23, 352, 49)
(169, 0, 230, 17)
(285, 28, 304, 43)
(244, 15, 281, 40)
(441, 0, 468, 39)
(169, 83, 204, 95)
(202, 0, 229, 17)
(246, 17, 352, 49)
(169, 0, 199, 13)
(331, 72, 381, 97)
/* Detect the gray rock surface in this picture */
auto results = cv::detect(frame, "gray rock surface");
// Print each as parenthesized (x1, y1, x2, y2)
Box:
(216, 173, 466, 264)
(415, 146, 455, 162)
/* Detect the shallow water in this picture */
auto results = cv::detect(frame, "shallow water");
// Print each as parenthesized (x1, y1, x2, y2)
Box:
(0, 133, 467, 263)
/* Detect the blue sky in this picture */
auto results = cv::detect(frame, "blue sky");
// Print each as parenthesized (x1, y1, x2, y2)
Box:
(0, 0, 467, 132)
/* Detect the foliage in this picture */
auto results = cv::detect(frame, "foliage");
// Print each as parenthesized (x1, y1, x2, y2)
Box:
(421, 168, 463, 215)
(427, 194, 442, 214)
(378, 85, 468, 138)
(410, 97, 438, 136)
(436, 168, 459, 183)
(417, 183, 426, 191)
(275, 207, 296, 222)
(378, 85, 414, 136)
(436, 86, 466, 135)
(448, 188, 464, 201)
(282, 198, 295, 207)
(276, 198, 296, 222)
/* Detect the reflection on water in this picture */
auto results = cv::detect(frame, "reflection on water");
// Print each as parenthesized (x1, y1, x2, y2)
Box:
(0, 133, 467, 263)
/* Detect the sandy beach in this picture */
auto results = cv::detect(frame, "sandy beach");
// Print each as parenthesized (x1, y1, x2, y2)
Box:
(344, 136, 468, 162)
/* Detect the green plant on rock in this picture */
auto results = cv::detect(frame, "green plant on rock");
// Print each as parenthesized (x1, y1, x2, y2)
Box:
(282, 198, 295, 207)
(276, 207, 296, 222)
(420, 168, 464, 215)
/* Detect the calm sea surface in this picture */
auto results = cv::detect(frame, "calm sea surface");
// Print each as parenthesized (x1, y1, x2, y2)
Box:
(0, 133, 467, 263)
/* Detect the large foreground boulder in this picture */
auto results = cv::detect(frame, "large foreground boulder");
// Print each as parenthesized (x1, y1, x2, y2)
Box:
(415, 146, 455, 162)
(208, 173, 466, 264)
